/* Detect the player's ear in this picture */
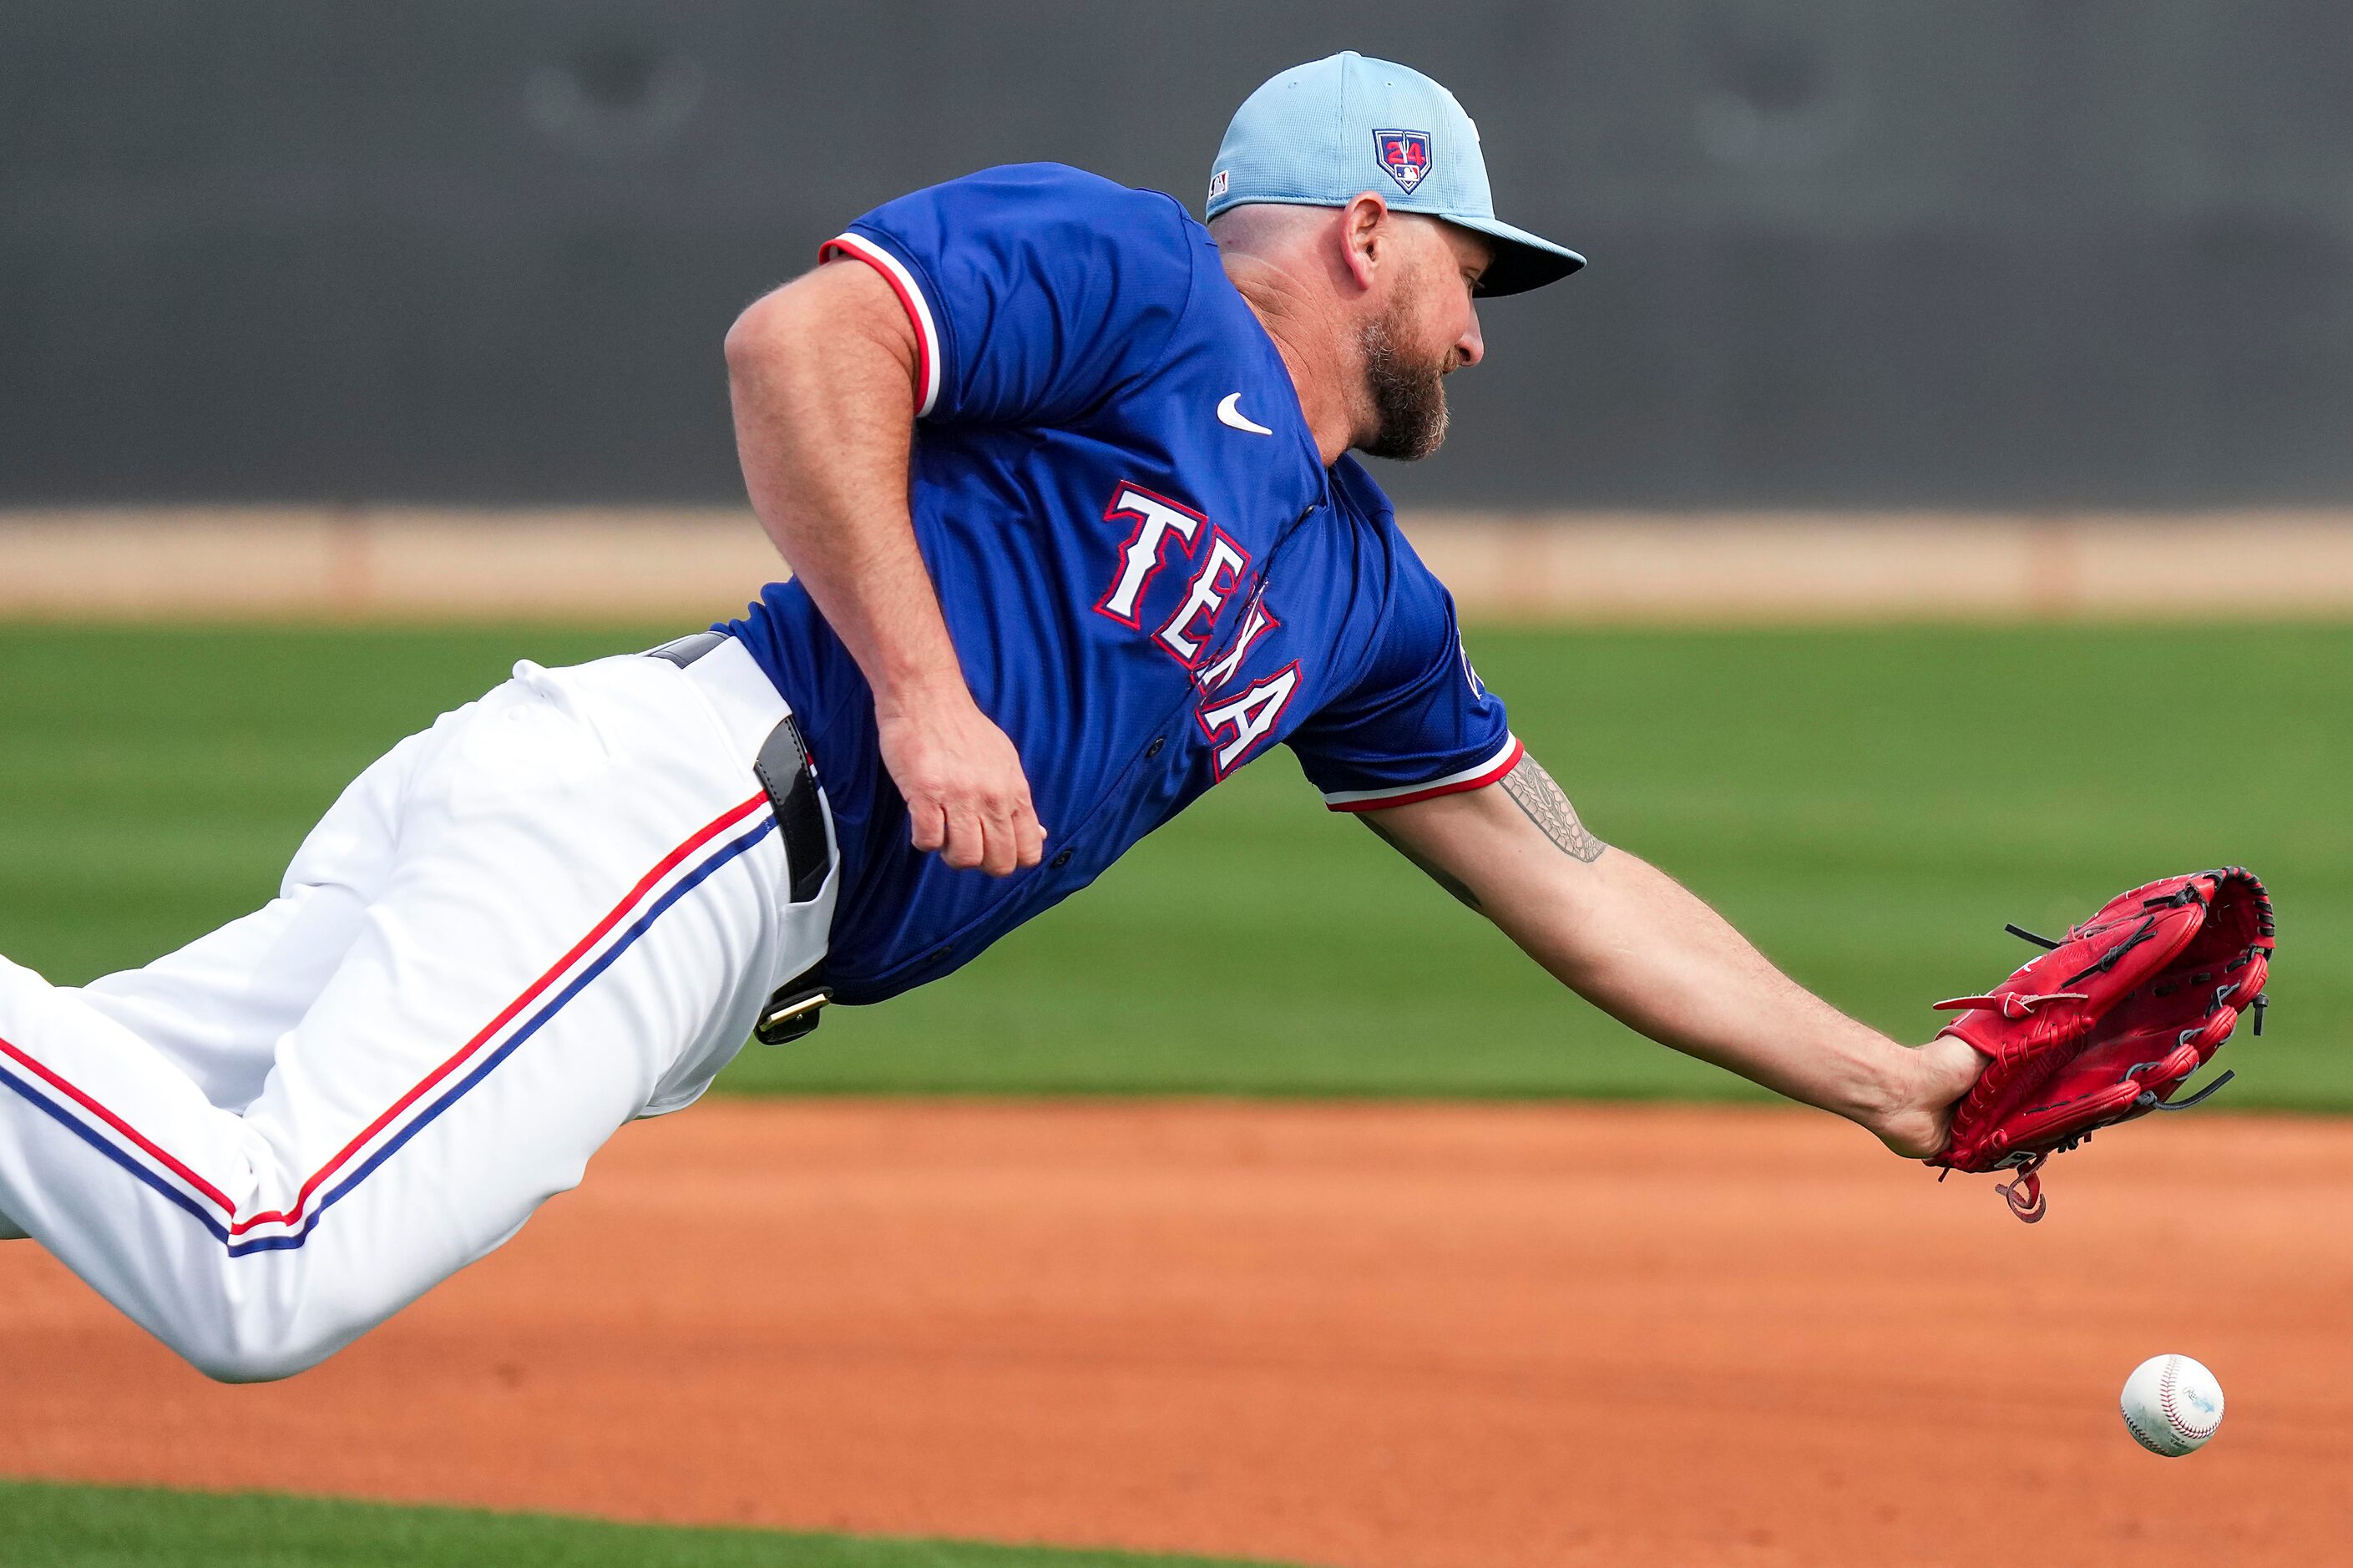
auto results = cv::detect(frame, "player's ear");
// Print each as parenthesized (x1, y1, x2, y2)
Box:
(1338, 192, 1389, 292)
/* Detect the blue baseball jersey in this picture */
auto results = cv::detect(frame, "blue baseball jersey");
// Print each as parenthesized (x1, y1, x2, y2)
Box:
(727, 163, 1517, 1004)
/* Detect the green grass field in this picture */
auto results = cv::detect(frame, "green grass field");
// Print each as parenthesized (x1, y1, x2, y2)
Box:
(0, 620, 2343, 1105)
(0, 1481, 1291, 1568)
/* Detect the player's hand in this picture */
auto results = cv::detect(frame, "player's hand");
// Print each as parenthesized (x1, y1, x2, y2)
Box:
(876, 693, 1047, 877)
(1870, 1034, 1989, 1160)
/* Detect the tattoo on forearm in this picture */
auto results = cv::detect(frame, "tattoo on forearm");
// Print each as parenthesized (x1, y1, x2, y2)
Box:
(1361, 815, 1485, 913)
(1501, 755, 1607, 863)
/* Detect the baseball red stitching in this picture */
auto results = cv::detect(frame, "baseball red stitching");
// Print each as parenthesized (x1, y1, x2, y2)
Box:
(2158, 1357, 2219, 1441)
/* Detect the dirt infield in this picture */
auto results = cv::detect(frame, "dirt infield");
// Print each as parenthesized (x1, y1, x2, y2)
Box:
(2, 1100, 2348, 1566)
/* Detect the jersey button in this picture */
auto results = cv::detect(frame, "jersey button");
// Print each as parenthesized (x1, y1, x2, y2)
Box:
(1145, 736, 1166, 757)
(1050, 848, 1073, 870)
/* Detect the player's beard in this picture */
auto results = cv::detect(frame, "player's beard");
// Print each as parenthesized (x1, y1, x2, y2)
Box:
(1354, 301, 1452, 462)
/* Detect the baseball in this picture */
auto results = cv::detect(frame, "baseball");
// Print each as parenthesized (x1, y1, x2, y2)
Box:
(2119, 1353, 2224, 1455)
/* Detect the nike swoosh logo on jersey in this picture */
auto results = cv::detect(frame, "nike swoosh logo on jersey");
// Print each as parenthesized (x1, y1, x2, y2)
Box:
(1217, 392, 1274, 436)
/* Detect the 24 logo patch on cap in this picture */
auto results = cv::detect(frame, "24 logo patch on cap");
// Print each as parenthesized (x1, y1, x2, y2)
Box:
(1373, 129, 1432, 194)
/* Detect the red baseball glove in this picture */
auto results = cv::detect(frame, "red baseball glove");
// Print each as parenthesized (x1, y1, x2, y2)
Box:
(1929, 868, 2275, 1222)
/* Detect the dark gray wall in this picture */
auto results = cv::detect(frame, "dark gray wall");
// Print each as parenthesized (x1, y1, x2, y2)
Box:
(5, 2, 2350, 508)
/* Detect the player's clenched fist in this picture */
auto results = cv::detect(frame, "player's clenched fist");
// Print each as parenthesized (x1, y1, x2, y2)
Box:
(877, 697, 1047, 876)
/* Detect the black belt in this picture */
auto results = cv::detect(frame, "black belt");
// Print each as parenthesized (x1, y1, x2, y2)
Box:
(646, 631, 833, 1044)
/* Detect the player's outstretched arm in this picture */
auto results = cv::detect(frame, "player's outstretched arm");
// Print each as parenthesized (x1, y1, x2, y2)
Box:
(726, 262, 1045, 876)
(1360, 755, 1984, 1157)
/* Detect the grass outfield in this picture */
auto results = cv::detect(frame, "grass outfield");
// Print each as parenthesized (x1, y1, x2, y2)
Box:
(0, 621, 2341, 1105)
(0, 1480, 1290, 1567)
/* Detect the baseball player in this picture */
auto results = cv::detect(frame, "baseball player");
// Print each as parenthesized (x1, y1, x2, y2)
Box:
(0, 53, 1983, 1380)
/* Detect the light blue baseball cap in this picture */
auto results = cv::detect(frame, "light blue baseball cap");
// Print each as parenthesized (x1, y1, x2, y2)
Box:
(1207, 52, 1584, 296)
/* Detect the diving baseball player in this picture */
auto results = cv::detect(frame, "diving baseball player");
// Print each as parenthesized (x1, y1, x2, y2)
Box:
(0, 54, 1982, 1380)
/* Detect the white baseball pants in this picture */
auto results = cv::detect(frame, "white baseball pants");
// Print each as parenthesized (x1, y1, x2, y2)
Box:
(0, 638, 834, 1380)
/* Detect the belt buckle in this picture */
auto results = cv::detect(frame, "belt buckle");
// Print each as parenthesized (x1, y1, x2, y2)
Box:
(754, 982, 832, 1045)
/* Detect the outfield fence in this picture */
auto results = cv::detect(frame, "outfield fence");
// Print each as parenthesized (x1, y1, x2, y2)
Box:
(1, 509, 2348, 624)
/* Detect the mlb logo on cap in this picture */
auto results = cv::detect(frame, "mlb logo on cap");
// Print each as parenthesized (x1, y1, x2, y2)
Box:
(1373, 129, 1432, 194)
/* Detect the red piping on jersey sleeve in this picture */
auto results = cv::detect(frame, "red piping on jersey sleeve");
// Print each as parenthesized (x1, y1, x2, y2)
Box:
(1321, 735, 1526, 812)
(817, 231, 942, 417)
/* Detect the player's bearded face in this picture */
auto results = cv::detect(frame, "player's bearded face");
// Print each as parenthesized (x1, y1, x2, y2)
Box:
(1355, 250, 1458, 462)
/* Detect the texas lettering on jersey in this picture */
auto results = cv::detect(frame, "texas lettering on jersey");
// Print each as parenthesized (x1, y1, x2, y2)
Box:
(1093, 480, 1297, 776)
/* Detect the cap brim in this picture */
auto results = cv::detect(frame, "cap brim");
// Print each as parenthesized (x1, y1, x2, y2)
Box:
(1445, 214, 1586, 297)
